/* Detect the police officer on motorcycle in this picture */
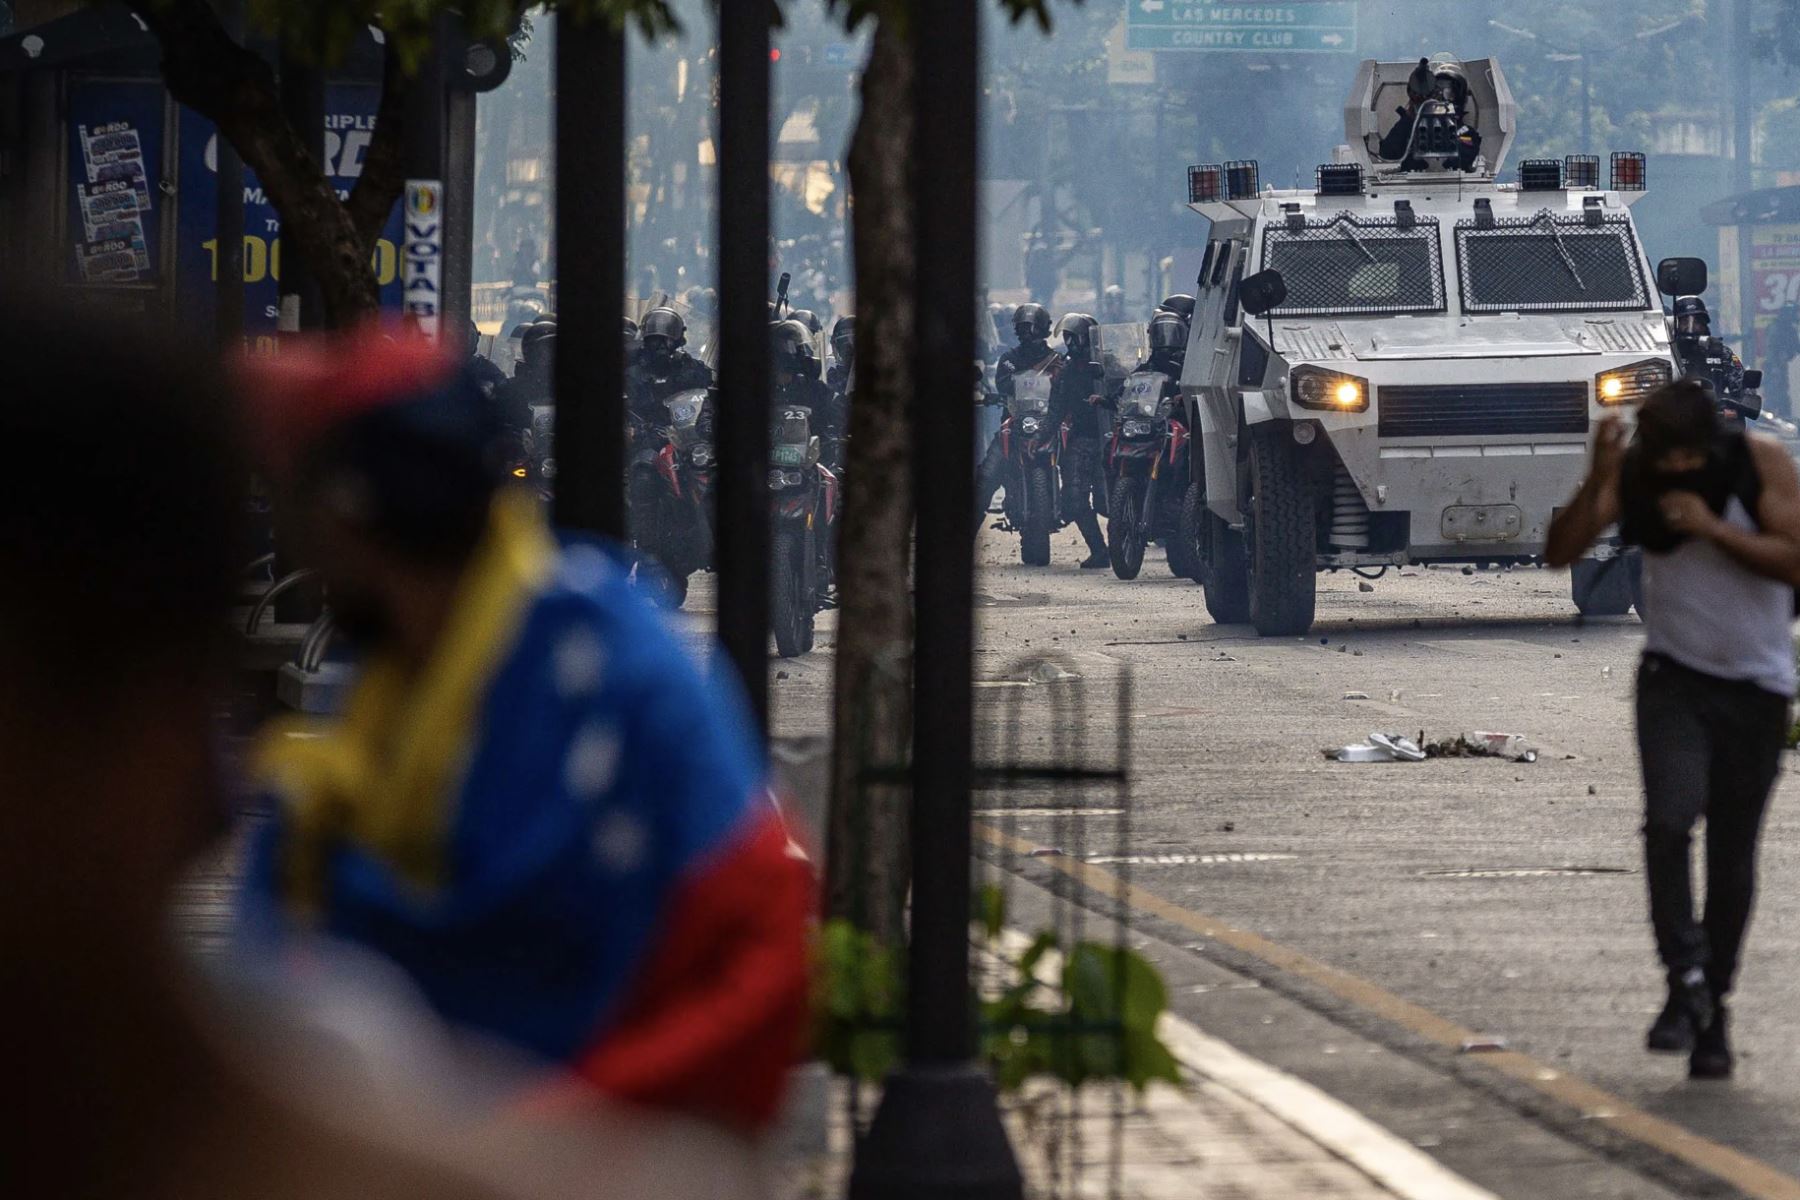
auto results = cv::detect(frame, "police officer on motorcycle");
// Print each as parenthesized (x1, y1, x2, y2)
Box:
(1055, 313, 1112, 569)
(627, 307, 713, 420)
(1673, 296, 1755, 420)
(974, 304, 1060, 529)
(1139, 310, 1188, 379)
(496, 319, 555, 436)
(773, 319, 844, 467)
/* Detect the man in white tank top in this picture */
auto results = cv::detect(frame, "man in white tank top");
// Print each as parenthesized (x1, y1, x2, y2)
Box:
(1549, 380, 1800, 1080)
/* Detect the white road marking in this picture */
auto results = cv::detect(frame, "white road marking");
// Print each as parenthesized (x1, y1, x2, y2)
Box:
(1156, 1013, 1503, 1200)
(1087, 851, 1297, 866)
(973, 807, 1126, 817)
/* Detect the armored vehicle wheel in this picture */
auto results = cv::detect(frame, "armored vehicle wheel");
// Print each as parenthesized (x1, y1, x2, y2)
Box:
(1108, 475, 1147, 580)
(1169, 481, 1202, 581)
(1571, 556, 1633, 618)
(1201, 510, 1251, 624)
(1246, 429, 1317, 637)
(1021, 466, 1054, 566)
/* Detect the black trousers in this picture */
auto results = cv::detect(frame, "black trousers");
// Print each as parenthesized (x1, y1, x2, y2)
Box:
(1636, 653, 1789, 997)
(974, 431, 1008, 532)
(1059, 438, 1106, 557)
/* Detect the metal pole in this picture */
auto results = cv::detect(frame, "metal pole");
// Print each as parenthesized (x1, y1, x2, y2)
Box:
(401, 15, 449, 342)
(1733, 0, 1757, 345)
(444, 89, 477, 338)
(714, 0, 771, 733)
(552, 11, 627, 538)
(849, 0, 1020, 1190)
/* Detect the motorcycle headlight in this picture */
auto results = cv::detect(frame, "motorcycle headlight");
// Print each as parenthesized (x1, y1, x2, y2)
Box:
(1596, 359, 1672, 406)
(1122, 419, 1154, 438)
(669, 401, 699, 425)
(690, 443, 714, 467)
(1020, 416, 1042, 434)
(1291, 367, 1370, 413)
(768, 468, 805, 490)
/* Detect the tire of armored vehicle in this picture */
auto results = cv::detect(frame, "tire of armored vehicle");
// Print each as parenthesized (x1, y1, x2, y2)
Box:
(1244, 429, 1317, 636)
(1168, 483, 1201, 581)
(1570, 555, 1634, 618)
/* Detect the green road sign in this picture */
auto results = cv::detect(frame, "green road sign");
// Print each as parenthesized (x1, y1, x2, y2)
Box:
(1125, 0, 1358, 53)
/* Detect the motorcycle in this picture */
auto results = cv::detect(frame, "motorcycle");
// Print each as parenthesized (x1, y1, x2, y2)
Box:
(626, 387, 716, 607)
(1105, 369, 1193, 580)
(769, 403, 840, 657)
(994, 368, 1061, 567)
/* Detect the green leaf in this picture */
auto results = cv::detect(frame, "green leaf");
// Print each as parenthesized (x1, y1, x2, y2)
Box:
(975, 883, 1007, 941)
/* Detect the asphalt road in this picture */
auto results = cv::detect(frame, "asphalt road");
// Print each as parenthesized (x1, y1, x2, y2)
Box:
(762, 522, 1800, 1198)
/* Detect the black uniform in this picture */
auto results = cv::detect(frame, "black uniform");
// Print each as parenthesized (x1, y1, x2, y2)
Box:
(627, 350, 714, 421)
(1053, 356, 1109, 560)
(495, 361, 552, 435)
(1677, 335, 1753, 420)
(774, 374, 844, 468)
(974, 338, 1063, 527)
(1378, 105, 1482, 171)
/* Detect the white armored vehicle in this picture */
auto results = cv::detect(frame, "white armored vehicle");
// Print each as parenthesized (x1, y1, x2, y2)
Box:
(1180, 56, 1674, 635)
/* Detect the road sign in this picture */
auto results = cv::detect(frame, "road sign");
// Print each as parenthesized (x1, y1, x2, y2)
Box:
(1125, 0, 1358, 54)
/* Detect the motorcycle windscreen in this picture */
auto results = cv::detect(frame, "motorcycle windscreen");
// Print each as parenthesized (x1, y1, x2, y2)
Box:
(1011, 371, 1053, 414)
(1097, 323, 1150, 381)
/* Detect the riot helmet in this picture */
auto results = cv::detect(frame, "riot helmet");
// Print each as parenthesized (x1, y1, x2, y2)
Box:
(623, 316, 640, 338)
(831, 315, 856, 366)
(640, 306, 688, 363)
(520, 320, 557, 367)
(1429, 60, 1470, 113)
(1056, 313, 1099, 364)
(1148, 312, 1189, 353)
(771, 319, 814, 377)
(1157, 294, 1197, 323)
(1013, 303, 1053, 344)
(1673, 296, 1711, 340)
(789, 308, 825, 336)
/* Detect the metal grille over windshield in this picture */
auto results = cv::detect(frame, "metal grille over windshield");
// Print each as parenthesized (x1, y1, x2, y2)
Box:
(1455, 212, 1649, 313)
(1261, 213, 1446, 317)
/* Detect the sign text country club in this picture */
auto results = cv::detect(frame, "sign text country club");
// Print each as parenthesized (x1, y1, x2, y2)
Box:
(1126, 1, 1358, 53)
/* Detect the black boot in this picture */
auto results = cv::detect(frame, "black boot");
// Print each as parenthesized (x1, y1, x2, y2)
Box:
(1647, 968, 1714, 1054)
(1690, 1002, 1733, 1079)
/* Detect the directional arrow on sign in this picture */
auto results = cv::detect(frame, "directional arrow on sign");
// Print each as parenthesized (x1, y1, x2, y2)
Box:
(1140, 0, 1164, 12)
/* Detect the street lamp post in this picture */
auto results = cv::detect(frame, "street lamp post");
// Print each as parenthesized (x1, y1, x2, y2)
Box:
(848, 0, 1022, 1193)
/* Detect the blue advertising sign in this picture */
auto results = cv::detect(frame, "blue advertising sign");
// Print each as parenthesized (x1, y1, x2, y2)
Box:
(65, 78, 166, 286)
(176, 83, 404, 343)
(1125, 1, 1358, 53)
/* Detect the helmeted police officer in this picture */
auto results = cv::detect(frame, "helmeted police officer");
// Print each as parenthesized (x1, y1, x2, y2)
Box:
(974, 304, 1060, 529)
(1055, 312, 1111, 568)
(1157, 294, 1197, 325)
(1673, 296, 1754, 420)
(496, 319, 555, 435)
(1139, 310, 1189, 379)
(627, 307, 713, 421)
(772, 319, 844, 466)
(1378, 57, 1483, 172)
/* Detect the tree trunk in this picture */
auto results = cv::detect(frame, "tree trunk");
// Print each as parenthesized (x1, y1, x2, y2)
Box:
(825, 20, 914, 944)
(129, 0, 402, 327)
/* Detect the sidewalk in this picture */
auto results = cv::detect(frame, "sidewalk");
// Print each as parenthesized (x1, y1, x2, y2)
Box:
(773, 1022, 1495, 1200)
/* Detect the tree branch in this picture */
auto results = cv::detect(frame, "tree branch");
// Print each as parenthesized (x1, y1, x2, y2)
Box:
(346, 34, 408, 253)
(125, 0, 379, 324)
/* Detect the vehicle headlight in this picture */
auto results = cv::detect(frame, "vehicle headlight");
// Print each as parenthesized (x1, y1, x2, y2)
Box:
(690, 443, 714, 467)
(768, 468, 805, 490)
(670, 401, 698, 425)
(1291, 367, 1370, 413)
(1596, 359, 1672, 406)
(1122, 419, 1154, 438)
(1020, 416, 1041, 434)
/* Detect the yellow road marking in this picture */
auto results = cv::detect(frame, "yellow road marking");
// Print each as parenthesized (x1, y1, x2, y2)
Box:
(977, 822, 1800, 1200)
